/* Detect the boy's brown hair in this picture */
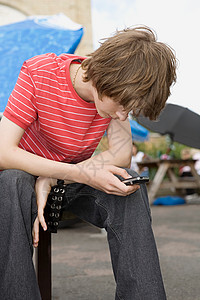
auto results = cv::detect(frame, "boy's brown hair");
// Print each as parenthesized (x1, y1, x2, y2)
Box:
(82, 26, 177, 120)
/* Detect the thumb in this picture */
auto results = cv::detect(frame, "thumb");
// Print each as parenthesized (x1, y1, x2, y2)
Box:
(110, 166, 131, 180)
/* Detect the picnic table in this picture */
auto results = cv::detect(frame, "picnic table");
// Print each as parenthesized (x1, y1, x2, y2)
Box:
(137, 158, 200, 203)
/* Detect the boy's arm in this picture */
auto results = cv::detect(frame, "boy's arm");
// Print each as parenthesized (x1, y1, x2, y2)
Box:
(81, 118, 133, 168)
(33, 118, 137, 244)
(0, 116, 135, 194)
(107, 118, 132, 167)
(0, 116, 137, 246)
(0, 116, 75, 180)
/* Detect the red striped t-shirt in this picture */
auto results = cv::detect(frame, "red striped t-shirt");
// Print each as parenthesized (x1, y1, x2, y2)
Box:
(4, 53, 111, 163)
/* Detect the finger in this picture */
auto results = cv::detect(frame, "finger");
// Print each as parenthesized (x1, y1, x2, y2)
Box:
(106, 186, 140, 196)
(33, 217, 39, 248)
(35, 180, 50, 231)
(38, 209, 47, 231)
(121, 186, 140, 196)
(126, 184, 140, 194)
(110, 172, 140, 192)
(111, 166, 131, 178)
(105, 175, 140, 195)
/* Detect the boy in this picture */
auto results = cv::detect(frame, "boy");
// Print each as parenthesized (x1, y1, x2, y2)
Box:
(0, 26, 176, 299)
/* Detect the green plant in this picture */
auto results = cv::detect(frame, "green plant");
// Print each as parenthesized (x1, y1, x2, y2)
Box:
(136, 137, 189, 159)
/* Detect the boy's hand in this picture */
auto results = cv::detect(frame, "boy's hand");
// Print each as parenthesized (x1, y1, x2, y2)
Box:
(32, 166, 139, 247)
(33, 177, 57, 247)
(33, 176, 73, 247)
(76, 163, 140, 196)
(32, 217, 40, 248)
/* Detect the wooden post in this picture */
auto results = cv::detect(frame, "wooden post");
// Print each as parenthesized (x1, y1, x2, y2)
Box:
(148, 162, 169, 203)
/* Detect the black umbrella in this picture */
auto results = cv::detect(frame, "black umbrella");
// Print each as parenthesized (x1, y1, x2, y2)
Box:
(137, 103, 200, 149)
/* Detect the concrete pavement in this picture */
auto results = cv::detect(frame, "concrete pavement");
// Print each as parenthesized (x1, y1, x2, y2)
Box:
(52, 203, 200, 300)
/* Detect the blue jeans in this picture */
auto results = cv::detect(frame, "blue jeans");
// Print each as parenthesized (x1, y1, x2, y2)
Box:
(0, 169, 166, 300)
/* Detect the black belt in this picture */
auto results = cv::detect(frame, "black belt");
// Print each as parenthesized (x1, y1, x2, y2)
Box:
(44, 180, 67, 233)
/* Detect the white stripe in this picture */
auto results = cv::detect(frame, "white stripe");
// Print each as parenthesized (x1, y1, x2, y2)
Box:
(25, 55, 48, 64)
(45, 137, 96, 155)
(16, 82, 35, 98)
(29, 74, 37, 90)
(19, 142, 27, 151)
(34, 81, 70, 94)
(31, 62, 59, 72)
(11, 94, 36, 113)
(39, 102, 96, 118)
(20, 136, 37, 156)
(37, 88, 72, 99)
(8, 100, 35, 120)
(36, 96, 96, 111)
(33, 74, 68, 86)
(32, 70, 67, 80)
(40, 128, 91, 149)
(21, 69, 37, 90)
(39, 115, 99, 130)
(30, 127, 65, 161)
(6, 107, 31, 124)
(29, 128, 56, 160)
(19, 72, 33, 88)
(41, 126, 102, 143)
(21, 131, 96, 157)
(44, 137, 83, 153)
(37, 108, 92, 124)
(41, 121, 106, 136)
(13, 88, 36, 102)
(28, 56, 55, 68)
(25, 129, 48, 159)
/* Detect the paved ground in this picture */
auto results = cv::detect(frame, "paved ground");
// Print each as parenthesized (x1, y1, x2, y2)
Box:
(52, 202, 200, 300)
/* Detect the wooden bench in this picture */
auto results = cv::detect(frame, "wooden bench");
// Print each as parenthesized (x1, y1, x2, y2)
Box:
(36, 227, 52, 300)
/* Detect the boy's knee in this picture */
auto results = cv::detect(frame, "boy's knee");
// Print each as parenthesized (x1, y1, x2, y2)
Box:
(0, 170, 37, 223)
(0, 169, 36, 206)
(1, 168, 32, 180)
(1, 169, 35, 186)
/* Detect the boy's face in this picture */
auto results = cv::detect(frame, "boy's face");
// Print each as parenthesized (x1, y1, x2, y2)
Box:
(92, 88, 129, 121)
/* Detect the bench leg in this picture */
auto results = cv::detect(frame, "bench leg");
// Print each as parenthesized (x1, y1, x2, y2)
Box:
(37, 226, 52, 300)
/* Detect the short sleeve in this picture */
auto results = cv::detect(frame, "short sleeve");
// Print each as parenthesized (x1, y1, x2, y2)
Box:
(3, 61, 37, 130)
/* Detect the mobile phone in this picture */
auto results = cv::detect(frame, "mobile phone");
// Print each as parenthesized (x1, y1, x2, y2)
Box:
(122, 176, 149, 186)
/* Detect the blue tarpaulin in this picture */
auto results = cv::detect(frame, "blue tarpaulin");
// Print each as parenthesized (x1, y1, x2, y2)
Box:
(130, 119, 149, 141)
(0, 13, 84, 113)
(153, 196, 185, 206)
